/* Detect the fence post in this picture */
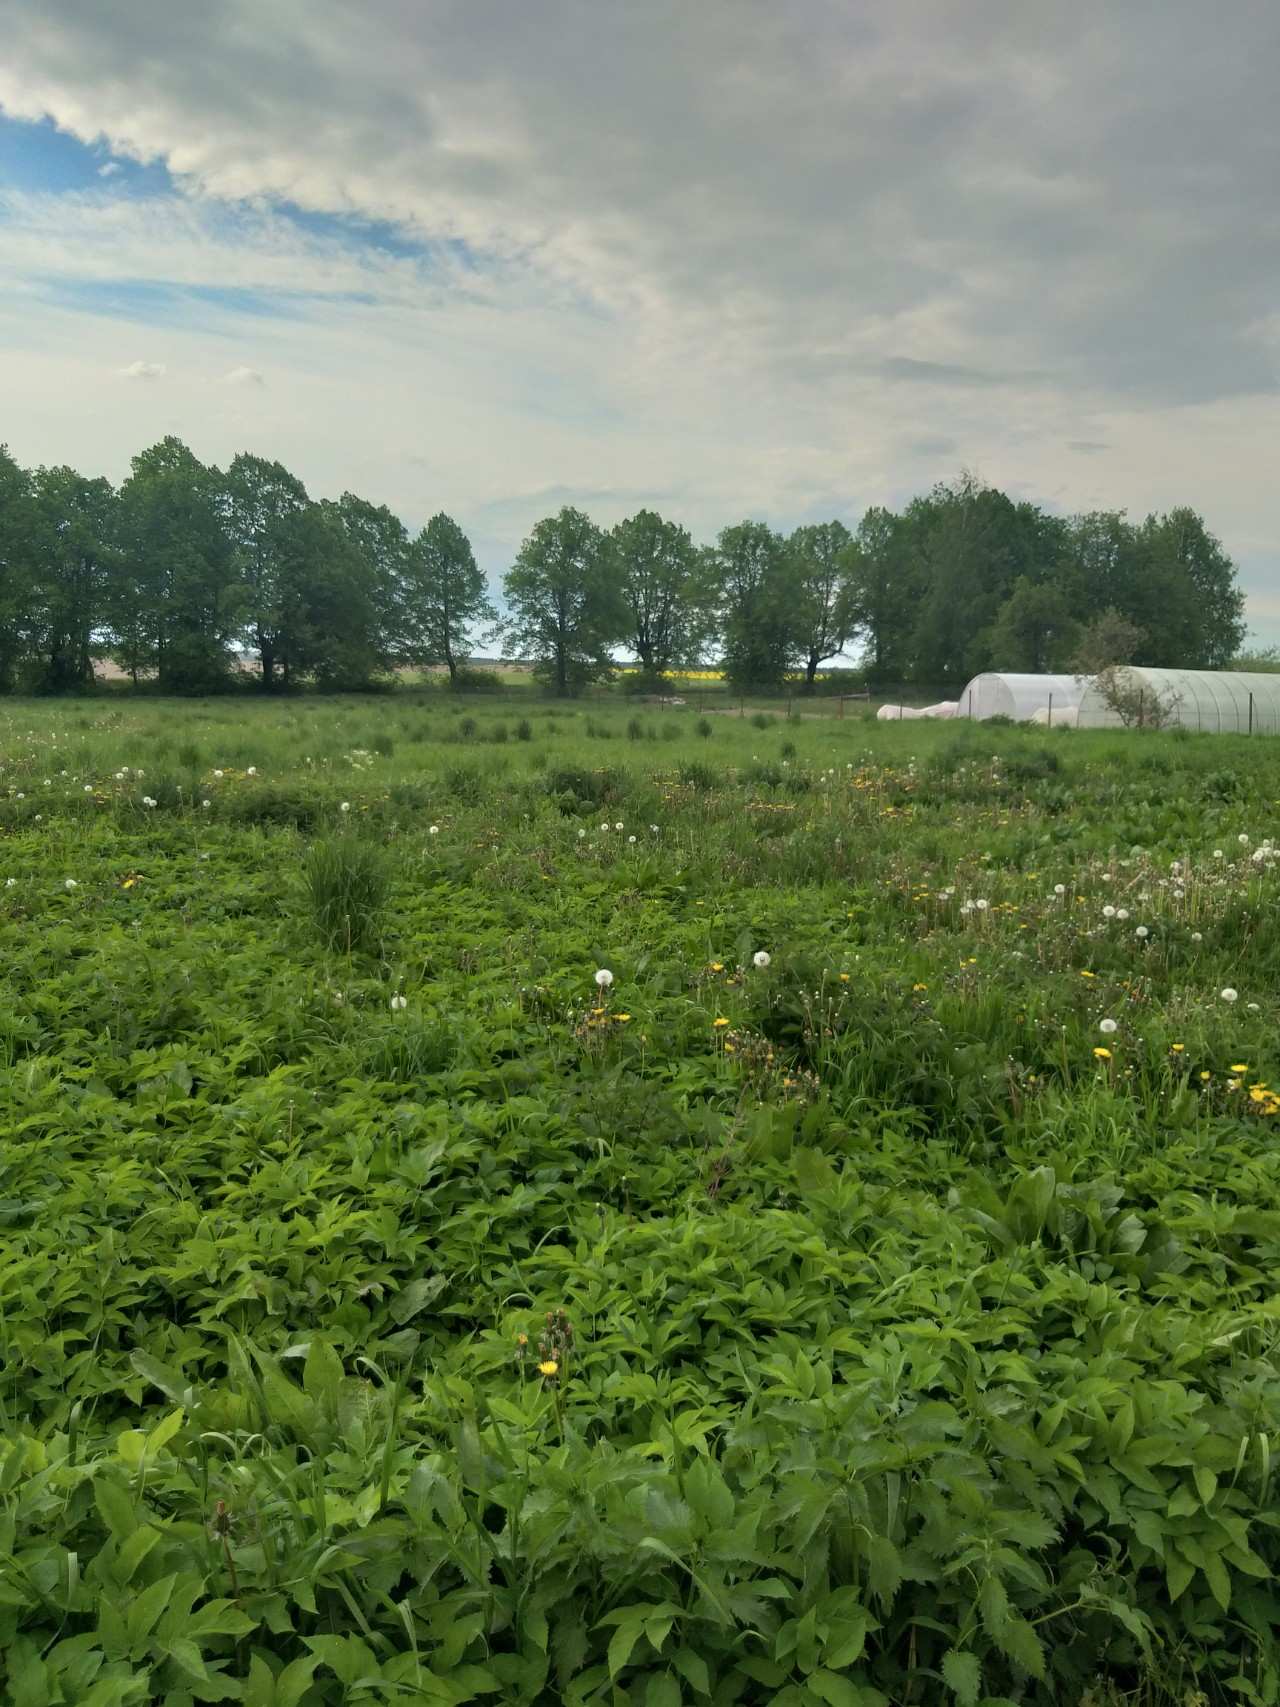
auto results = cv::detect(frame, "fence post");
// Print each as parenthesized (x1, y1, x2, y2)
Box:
(1249, 691, 1255, 735)
(967, 690, 973, 719)
(1047, 692, 1053, 728)
(1138, 688, 1145, 728)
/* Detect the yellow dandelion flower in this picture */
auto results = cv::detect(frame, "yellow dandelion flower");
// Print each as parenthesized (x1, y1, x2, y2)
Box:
(1230, 1063, 1249, 1073)
(613, 1012, 631, 1022)
(517, 1333, 528, 1346)
(538, 1359, 559, 1377)
(1171, 1043, 1185, 1053)
(713, 1017, 730, 1028)
(1200, 1070, 1211, 1081)
(912, 982, 928, 992)
(1094, 1047, 1112, 1060)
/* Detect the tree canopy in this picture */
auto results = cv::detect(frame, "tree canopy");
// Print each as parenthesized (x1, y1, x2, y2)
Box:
(0, 441, 1252, 694)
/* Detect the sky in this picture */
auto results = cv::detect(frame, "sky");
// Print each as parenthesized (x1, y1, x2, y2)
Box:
(1, 0, 1279, 640)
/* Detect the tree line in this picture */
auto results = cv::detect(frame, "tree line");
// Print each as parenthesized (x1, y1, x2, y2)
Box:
(0, 438, 1247, 695)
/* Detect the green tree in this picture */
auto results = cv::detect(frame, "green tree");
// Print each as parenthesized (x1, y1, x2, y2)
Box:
(845, 506, 920, 685)
(788, 520, 854, 688)
(25, 467, 117, 692)
(112, 438, 241, 692)
(286, 501, 387, 689)
(611, 509, 709, 683)
(331, 494, 411, 673)
(711, 521, 797, 691)
(1135, 508, 1245, 666)
(907, 476, 1064, 684)
(401, 513, 496, 683)
(502, 507, 622, 695)
(222, 453, 310, 690)
(0, 446, 35, 692)
(981, 576, 1079, 672)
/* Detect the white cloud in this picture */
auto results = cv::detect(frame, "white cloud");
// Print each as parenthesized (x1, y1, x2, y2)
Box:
(117, 359, 165, 379)
(222, 365, 263, 385)
(97, 160, 121, 177)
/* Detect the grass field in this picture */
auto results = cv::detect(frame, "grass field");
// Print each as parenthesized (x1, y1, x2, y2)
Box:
(3, 691, 1280, 1706)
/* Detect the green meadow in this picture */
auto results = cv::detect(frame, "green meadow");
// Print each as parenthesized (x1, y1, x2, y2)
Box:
(3, 691, 1280, 1706)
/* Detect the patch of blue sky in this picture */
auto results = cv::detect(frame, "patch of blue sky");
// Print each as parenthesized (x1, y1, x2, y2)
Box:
(0, 111, 172, 197)
(38, 276, 373, 329)
(275, 199, 464, 263)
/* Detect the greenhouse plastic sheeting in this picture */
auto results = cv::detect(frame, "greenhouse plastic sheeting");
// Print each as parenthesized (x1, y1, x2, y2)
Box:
(958, 673, 1087, 723)
(1076, 669, 1280, 733)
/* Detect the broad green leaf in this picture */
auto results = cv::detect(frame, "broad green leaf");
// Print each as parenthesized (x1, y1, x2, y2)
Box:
(941, 1650, 981, 1707)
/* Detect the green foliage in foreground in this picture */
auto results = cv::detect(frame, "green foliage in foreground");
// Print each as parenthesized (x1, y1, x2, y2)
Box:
(2, 695, 1280, 1705)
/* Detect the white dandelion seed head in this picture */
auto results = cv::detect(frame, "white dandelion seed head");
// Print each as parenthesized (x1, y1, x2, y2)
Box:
(975, 898, 990, 911)
(594, 968, 614, 988)
(390, 994, 408, 1011)
(614, 821, 624, 831)
(1191, 931, 1203, 942)
(1117, 908, 1130, 921)
(1054, 884, 1065, 895)
(1221, 987, 1239, 1003)
(247, 766, 257, 776)
(63, 877, 77, 890)
(1100, 1018, 1118, 1034)
(428, 824, 439, 834)
(1239, 834, 1250, 846)
(1135, 925, 1149, 938)
(753, 951, 771, 969)
(1102, 905, 1117, 918)
(340, 801, 351, 813)
(627, 834, 636, 843)
(201, 799, 211, 809)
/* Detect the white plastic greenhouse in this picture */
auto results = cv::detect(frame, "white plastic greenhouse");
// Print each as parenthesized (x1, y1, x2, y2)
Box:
(958, 673, 1087, 725)
(1076, 668, 1280, 733)
(956, 668, 1280, 734)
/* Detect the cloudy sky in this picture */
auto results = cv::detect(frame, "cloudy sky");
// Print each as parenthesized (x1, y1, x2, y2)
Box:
(2, 1, 1279, 637)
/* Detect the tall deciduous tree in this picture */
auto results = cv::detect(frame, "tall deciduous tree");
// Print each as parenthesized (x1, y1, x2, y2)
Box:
(845, 506, 920, 685)
(222, 453, 310, 690)
(981, 576, 1078, 672)
(331, 493, 410, 673)
(503, 507, 623, 695)
(788, 520, 854, 688)
(1136, 508, 1245, 667)
(112, 437, 241, 692)
(610, 509, 709, 683)
(0, 446, 35, 693)
(27, 467, 117, 692)
(712, 521, 797, 690)
(402, 513, 496, 683)
(906, 475, 1060, 684)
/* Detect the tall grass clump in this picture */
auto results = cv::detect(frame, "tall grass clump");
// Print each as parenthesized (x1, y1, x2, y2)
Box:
(302, 835, 391, 955)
